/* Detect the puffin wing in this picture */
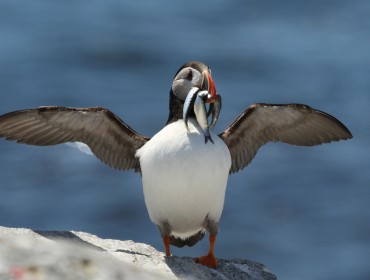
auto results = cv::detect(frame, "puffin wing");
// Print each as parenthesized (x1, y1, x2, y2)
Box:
(219, 103, 352, 174)
(0, 106, 149, 171)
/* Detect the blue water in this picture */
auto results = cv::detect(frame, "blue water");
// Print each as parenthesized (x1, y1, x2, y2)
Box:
(0, 1, 369, 279)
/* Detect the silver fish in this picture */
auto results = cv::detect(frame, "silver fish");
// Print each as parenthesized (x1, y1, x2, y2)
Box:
(207, 94, 222, 128)
(194, 92, 214, 144)
(183, 89, 214, 144)
(183, 87, 199, 131)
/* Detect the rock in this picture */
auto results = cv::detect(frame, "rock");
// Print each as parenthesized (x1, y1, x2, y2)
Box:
(0, 226, 277, 280)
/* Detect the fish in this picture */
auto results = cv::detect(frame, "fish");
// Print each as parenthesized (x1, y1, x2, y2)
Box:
(183, 89, 214, 144)
(207, 94, 222, 128)
(194, 91, 214, 144)
(183, 87, 199, 131)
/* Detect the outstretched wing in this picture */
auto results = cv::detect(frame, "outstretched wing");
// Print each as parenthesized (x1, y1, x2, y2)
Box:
(0, 106, 150, 171)
(219, 103, 352, 174)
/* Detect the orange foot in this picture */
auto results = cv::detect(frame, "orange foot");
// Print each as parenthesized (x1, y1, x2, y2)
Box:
(194, 253, 218, 268)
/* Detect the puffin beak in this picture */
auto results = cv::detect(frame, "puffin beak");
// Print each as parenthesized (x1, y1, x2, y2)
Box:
(201, 71, 218, 103)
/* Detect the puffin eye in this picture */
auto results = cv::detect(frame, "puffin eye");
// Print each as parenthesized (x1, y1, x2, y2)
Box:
(185, 69, 193, 81)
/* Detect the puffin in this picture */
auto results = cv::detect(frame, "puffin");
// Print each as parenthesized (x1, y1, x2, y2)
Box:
(0, 61, 352, 268)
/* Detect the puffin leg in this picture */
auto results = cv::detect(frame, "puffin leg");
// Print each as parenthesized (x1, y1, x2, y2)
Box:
(158, 222, 172, 256)
(163, 235, 171, 256)
(195, 234, 217, 268)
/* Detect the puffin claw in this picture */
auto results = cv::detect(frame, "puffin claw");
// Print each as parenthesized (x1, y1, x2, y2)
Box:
(194, 254, 218, 268)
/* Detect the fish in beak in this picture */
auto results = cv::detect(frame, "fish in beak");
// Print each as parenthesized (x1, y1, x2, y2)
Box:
(182, 70, 221, 143)
(183, 89, 214, 144)
(201, 70, 222, 128)
(194, 92, 214, 144)
(207, 94, 222, 128)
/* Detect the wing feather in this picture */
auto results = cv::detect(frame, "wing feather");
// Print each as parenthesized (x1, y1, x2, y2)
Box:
(219, 103, 352, 174)
(0, 106, 149, 171)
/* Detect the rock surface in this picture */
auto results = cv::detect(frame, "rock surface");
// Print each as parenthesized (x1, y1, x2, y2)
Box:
(0, 226, 277, 280)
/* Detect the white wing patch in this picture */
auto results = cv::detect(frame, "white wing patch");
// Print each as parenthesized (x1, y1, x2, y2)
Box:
(66, 142, 93, 155)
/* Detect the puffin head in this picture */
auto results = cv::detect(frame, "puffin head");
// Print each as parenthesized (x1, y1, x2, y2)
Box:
(167, 61, 220, 125)
(171, 61, 217, 103)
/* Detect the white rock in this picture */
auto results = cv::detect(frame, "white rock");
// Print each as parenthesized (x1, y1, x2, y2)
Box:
(0, 226, 276, 280)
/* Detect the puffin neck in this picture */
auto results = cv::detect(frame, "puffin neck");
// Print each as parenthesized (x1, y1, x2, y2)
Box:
(166, 90, 185, 125)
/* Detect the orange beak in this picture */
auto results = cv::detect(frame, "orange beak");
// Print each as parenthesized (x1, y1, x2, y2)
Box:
(202, 71, 218, 103)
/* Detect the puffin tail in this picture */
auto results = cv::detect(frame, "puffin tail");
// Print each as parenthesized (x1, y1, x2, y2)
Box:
(170, 230, 205, 247)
